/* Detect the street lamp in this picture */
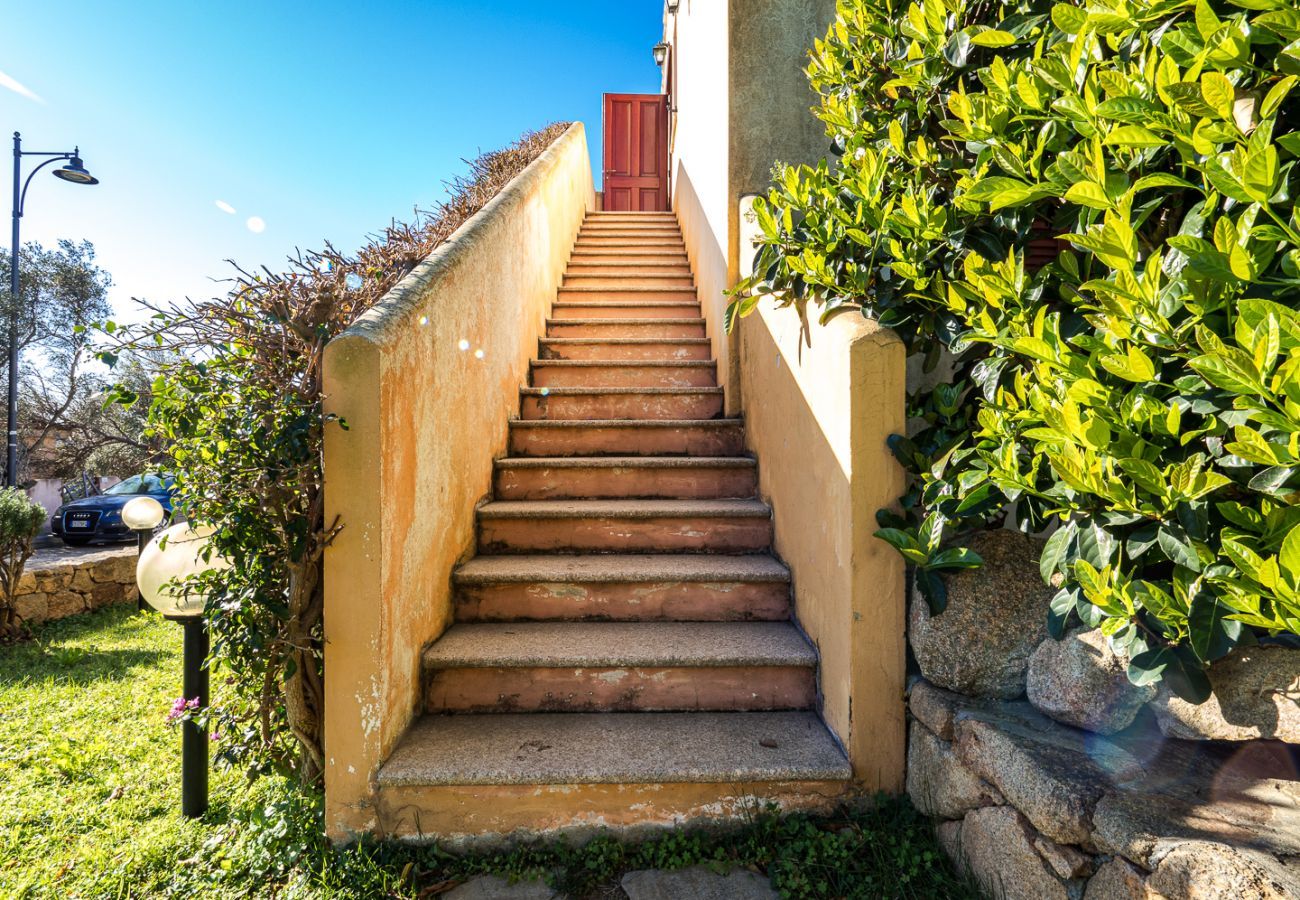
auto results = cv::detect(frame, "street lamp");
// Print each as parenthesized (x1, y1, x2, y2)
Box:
(653, 42, 669, 67)
(137, 522, 229, 818)
(9, 132, 98, 487)
(123, 496, 166, 612)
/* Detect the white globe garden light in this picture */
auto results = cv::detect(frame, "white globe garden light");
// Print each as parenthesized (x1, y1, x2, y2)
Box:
(135, 522, 229, 818)
(121, 495, 165, 531)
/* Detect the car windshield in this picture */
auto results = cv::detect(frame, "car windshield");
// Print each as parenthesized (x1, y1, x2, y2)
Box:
(104, 474, 168, 496)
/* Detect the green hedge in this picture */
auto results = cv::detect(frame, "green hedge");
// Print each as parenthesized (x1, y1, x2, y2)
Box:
(732, 0, 1300, 699)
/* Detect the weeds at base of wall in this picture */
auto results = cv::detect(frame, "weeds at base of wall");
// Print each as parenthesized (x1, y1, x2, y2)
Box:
(210, 787, 980, 900)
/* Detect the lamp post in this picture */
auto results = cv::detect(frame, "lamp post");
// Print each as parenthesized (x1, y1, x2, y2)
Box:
(136, 522, 228, 818)
(9, 133, 98, 487)
(122, 495, 166, 611)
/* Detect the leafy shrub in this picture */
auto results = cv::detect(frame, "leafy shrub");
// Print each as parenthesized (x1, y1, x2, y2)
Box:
(732, 0, 1300, 698)
(0, 487, 49, 638)
(101, 123, 571, 783)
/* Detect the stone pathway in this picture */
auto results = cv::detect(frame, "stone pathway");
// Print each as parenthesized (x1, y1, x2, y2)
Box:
(443, 866, 779, 899)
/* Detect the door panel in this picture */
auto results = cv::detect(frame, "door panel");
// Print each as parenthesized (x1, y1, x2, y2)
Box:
(603, 93, 669, 211)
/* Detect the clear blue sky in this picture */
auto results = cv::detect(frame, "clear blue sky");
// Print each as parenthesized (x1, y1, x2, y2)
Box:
(0, 1, 663, 321)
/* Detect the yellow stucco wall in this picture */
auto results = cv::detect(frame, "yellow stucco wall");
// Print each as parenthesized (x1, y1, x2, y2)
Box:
(666, 0, 908, 792)
(736, 194, 908, 786)
(321, 123, 594, 839)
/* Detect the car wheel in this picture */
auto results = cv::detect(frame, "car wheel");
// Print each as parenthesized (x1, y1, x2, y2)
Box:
(61, 536, 92, 547)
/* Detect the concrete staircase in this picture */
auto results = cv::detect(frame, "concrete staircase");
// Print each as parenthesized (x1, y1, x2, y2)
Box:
(374, 211, 850, 840)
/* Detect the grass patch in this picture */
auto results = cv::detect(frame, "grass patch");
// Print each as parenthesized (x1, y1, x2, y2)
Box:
(0, 606, 977, 898)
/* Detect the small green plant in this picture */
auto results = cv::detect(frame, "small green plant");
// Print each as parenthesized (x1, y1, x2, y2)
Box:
(732, 0, 1300, 699)
(0, 486, 49, 639)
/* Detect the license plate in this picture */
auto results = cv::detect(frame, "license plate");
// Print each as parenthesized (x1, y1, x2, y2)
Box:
(68, 519, 90, 529)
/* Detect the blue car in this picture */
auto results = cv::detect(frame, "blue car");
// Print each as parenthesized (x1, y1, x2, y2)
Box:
(52, 473, 176, 546)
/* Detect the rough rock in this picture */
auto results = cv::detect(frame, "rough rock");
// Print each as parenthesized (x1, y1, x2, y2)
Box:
(1147, 841, 1300, 900)
(1027, 628, 1156, 735)
(907, 723, 1003, 820)
(12, 592, 47, 624)
(908, 530, 1052, 698)
(936, 818, 963, 862)
(954, 702, 1144, 845)
(951, 806, 1079, 900)
(90, 583, 122, 610)
(15, 570, 35, 593)
(1150, 646, 1300, 744)
(46, 591, 86, 619)
(1034, 836, 1094, 880)
(1083, 857, 1160, 900)
(443, 876, 559, 899)
(621, 866, 777, 900)
(1092, 774, 1300, 869)
(910, 678, 983, 741)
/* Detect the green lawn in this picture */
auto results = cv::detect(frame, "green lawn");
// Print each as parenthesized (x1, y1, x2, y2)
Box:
(0, 605, 976, 899)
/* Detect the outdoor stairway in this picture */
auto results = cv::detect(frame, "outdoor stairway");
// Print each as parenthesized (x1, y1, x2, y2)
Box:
(375, 211, 850, 839)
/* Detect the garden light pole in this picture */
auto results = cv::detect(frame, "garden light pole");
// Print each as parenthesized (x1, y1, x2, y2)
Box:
(9, 132, 99, 487)
(137, 523, 228, 819)
(122, 496, 166, 612)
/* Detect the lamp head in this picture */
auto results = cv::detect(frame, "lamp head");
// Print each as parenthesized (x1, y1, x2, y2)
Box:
(666, 0, 680, 11)
(53, 151, 98, 185)
(653, 42, 669, 66)
(122, 496, 166, 531)
(137, 523, 230, 620)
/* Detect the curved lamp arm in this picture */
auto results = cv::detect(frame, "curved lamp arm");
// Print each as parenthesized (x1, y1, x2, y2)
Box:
(16, 154, 73, 218)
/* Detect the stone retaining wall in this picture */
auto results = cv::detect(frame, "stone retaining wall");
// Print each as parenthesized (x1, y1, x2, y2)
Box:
(11, 546, 138, 626)
(905, 530, 1300, 899)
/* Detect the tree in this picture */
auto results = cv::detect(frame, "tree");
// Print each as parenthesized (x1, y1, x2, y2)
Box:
(0, 239, 141, 482)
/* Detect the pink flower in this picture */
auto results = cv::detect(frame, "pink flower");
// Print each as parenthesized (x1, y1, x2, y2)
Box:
(165, 697, 201, 725)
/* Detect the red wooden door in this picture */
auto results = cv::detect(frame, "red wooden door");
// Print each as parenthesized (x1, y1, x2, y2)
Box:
(602, 93, 669, 211)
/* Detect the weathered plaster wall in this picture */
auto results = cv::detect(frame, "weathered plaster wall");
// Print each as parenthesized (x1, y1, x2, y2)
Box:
(321, 124, 593, 839)
(667, 2, 905, 792)
(10, 546, 138, 626)
(737, 286, 907, 791)
(664, 0, 735, 412)
(665, 0, 834, 415)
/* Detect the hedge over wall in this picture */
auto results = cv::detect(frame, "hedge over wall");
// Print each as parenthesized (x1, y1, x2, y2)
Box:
(732, 0, 1300, 699)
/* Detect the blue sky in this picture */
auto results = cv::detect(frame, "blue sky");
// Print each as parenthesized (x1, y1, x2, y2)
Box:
(0, 1, 663, 321)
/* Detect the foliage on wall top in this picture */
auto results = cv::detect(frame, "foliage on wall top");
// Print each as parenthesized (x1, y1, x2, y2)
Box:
(730, 0, 1300, 699)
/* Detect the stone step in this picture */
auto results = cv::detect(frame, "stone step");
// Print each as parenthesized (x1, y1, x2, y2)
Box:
(538, 337, 711, 361)
(509, 419, 746, 457)
(421, 622, 816, 713)
(558, 287, 698, 303)
(588, 212, 679, 220)
(519, 387, 723, 421)
(575, 237, 687, 249)
(374, 711, 851, 838)
(566, 262, 693, 276)
(454, 553, 788, 620)
(563, 274, 696, 290)
(545, 318, 707, 339)
(493, 456, 758, 501)
(580, 225, 683, 236)
(476, 498, 772, 553)
(552, 302, 702, 320)
(530, 360, 717, 389)
(569, 248, 690, 261)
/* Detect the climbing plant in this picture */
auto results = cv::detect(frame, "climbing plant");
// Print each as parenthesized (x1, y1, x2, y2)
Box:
(102, 123, 571, 783)
(730, 0, 1300, 699)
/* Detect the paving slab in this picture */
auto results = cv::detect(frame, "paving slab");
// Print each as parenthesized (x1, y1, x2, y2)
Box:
(443, 875, 560, 899)
(621, 865, 778, 900)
